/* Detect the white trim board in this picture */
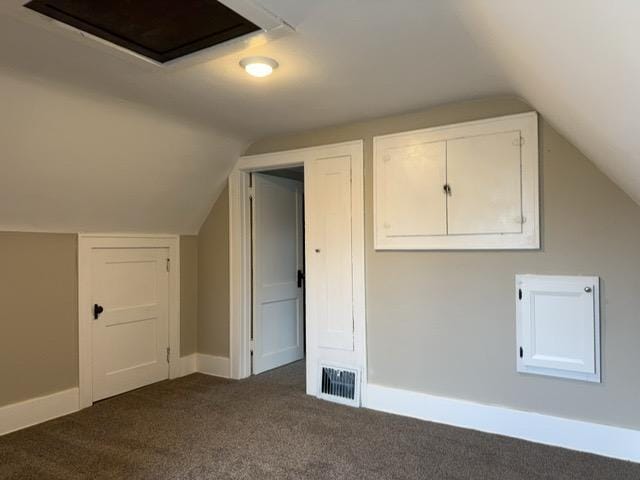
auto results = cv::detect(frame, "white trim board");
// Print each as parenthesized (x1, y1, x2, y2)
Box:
(77, 234, 181, 409)
(196, 354, 231, 378)
(366, 384, 640, 463)
(180, 354, 230, 378)
(0, 352, 228, 436)
(180, 354, 198, 377)
(0, 388, 79, 436)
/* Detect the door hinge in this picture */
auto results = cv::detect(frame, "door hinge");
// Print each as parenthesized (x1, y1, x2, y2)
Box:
(248, 186, 255, 200)
(250, 339, 255, 354)
(519, 346, 523, 358)
(518, 288, 522, 300)
(166, 347, 171, 363)
(166, 258, 170, 272)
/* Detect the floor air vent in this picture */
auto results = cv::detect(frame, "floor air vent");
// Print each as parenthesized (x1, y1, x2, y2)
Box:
(318, 364, 360, 407)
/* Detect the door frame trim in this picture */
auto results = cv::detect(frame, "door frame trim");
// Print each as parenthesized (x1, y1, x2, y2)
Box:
(77, 234, 181, 409)
(229, 141, 366, 401)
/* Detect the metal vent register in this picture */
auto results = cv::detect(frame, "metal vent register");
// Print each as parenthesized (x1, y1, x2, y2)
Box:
(318, 365, 360, 407)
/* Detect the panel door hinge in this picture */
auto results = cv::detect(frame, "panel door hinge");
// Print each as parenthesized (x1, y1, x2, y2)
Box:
(248, 186, 255, 200)
(250, 339, 255, 354)
(519, 346, 523, 358)
(166, 258, 170, 272)
(166, 347, 171, 363)
(518, 288, 522, 300)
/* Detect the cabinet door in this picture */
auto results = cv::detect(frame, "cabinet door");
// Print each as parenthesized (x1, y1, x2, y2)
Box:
(306, 155, 355, 351)
(447, 131, 522, 235)
(516, 275, 600, 382)
(379, 141, 447, 238)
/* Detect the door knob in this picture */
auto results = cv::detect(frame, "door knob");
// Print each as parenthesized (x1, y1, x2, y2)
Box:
(93, 304, 104, 319)
(584, 287, 592, 293)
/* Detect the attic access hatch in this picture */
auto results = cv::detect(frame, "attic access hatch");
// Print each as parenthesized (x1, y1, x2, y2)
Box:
(24, 0, 292, 65)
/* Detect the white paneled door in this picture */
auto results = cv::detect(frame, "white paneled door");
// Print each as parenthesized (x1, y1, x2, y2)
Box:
(252, 173, 305, 374)
(306, 155, 355, 351)
(91, 248, 170, 401)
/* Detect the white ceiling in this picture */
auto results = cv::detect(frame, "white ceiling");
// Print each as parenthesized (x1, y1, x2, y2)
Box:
(0, 1, 512, 137)
(0, 0, 638, 233)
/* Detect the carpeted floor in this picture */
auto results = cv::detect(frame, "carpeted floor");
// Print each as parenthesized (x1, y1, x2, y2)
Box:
(1, 362, 638, 479)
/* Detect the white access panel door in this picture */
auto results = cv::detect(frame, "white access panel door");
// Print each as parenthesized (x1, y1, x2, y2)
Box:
(516, 275, 600, 382)
(380, 141, 447, 237)
(91, 248, 170, 401)
(252, 173, 305, 374)
(306, 155, 354, 351)
(447, 131, 523, 235)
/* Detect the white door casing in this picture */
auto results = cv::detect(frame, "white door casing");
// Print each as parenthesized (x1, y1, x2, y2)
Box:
(78, 234, 180, 409)
(229, 141, 366, 404)
(252, 173, 305, 374)
(91, 248, 170, 401)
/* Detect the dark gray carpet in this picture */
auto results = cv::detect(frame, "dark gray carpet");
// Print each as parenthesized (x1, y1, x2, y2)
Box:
(1, 361, 638, 479)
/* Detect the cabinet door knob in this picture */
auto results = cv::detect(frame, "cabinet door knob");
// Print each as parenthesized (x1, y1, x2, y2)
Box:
(584, 287, 592, 293)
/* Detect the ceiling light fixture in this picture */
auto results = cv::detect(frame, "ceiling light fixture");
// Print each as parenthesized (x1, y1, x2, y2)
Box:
(240, 56, 279, 77)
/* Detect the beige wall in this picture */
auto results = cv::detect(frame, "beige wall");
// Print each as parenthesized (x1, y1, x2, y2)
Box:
(244, 96, 640, 430)
(180, 235, 198, 356)
(197, 185, 230, 357)
(0, 233, 200, 407)
(0, 232, 78, 406)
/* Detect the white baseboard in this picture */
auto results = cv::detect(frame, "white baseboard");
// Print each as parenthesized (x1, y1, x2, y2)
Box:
(366, 384, 640, 463)
(0, 354, 230, 436)
(180, 354, 197, 376)
(0, 388, 79, 436)
(196, 354, 230, 378)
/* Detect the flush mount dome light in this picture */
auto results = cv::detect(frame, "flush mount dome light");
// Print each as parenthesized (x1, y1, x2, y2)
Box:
(240, 56, 279, 77)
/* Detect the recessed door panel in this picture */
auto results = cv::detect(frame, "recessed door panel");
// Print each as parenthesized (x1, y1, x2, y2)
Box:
(520, 277, 597, 374)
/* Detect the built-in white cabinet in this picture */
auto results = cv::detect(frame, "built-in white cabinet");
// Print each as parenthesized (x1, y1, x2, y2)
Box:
(373, 112, 539, 250)
(515, 275, 601, 383)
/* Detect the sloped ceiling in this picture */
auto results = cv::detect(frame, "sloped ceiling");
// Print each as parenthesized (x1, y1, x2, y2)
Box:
(452, 0, 640, 206)
(0, 1, 638, 233)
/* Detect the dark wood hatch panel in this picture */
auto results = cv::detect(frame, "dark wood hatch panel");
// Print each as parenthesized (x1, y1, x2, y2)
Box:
(24, 0, 261, 63)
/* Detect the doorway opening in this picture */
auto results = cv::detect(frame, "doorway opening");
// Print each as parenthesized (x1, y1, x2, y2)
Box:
(229, 140, 366, 404)
(249, 167, 306, 377)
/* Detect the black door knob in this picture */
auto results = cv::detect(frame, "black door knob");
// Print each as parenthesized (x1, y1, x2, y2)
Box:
(93, 304, 104, 320)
